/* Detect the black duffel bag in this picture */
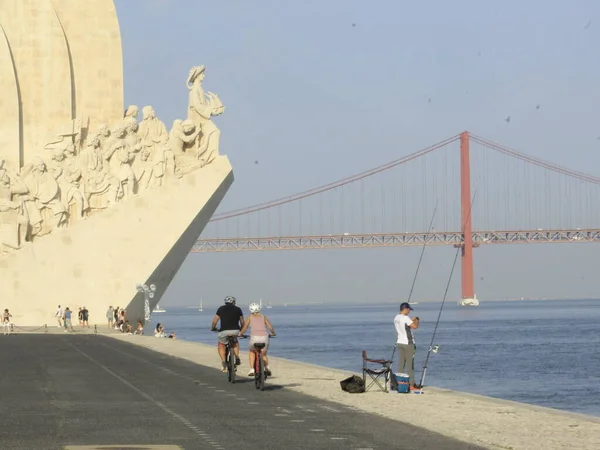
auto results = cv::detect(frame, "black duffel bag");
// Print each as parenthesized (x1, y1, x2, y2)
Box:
(340, 375, 365, 393)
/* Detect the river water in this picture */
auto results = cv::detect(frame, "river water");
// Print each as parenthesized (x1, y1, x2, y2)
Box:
(149, 298, 600, 417)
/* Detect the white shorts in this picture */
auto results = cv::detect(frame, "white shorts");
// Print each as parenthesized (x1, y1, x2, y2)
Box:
(249, 335, 269, 352)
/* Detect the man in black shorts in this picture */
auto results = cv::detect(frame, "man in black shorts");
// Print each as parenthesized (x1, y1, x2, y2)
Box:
(211, 296, 244, 372)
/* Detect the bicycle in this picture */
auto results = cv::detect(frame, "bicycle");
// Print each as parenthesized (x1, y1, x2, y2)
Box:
(213, 330, 244, 383)
(251, 335, 275, 391)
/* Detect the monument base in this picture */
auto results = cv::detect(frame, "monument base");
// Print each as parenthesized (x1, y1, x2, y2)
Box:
(0, 156, 233, 326)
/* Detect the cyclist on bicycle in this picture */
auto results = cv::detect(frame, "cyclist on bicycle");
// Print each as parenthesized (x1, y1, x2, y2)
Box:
(211, 296, 244, 373)
(238, 302, 276, 377)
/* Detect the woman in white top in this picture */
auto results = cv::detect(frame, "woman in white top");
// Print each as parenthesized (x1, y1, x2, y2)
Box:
(239, 302, 276, 377)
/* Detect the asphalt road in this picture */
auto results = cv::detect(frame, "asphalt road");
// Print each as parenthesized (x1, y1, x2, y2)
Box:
(0, 335, 484, 450)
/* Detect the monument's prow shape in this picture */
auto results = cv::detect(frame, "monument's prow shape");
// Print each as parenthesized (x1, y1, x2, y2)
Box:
(0, 157, 233, 326)
(0, 1, 234, 326)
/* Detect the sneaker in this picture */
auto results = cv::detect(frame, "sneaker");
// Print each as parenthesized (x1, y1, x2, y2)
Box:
(235, 357, 241, 366)
(248, 371, 255, 377)
(221, 363, 227, 373)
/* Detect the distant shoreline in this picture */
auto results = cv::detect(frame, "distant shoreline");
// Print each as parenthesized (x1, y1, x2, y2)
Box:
(171, 297, 600, 308)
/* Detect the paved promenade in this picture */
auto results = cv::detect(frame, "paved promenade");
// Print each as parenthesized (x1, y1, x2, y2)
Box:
(109, 331, 600, 450)
(0, 333, 482, 450)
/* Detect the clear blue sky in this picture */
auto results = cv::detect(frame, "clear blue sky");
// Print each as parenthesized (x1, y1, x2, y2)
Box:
(115, 0, 600, 307)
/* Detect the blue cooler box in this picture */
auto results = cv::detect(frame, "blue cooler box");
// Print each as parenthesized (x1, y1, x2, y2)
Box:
(395, 373, 410, 393)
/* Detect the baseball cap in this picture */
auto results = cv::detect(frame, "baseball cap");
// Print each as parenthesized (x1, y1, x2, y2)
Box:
(400, 302, 414, 311)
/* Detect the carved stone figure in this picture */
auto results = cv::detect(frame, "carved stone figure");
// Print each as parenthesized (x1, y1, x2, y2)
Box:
(44, 118, 85, 155)
(96, 124, 111, 150)
(50, 146, 89, 222)
(186, 65, 224, 167)
(123, 117, 145, 188)
(0, 160, 29, 251)
(78, 135, 119, 211)
(168, 119, 201, 174)
(138, 106, 170, 188)
(20, 156, 68, 238)
(0, 65, 228, 257)
(104, 125, 136, 199)
(124, 117, 142, 153)
(124, 105, 139, 121)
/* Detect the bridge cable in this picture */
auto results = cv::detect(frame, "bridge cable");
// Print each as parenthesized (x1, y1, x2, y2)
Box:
(390, 199, 439, 363)
(418, 190, 477, 389)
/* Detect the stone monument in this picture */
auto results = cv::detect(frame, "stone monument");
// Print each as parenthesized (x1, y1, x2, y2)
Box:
(0, 0, 234, 326)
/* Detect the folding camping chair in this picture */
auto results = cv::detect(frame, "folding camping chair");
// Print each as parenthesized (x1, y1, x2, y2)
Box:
(362, 350, 392, 393)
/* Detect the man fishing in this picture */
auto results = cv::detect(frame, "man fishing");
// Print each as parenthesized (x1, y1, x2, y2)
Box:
(394, 302, 420, 390)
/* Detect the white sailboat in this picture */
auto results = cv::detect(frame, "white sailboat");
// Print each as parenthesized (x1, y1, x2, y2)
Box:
(153, 304, 166, 313)
(199, 299, 203, 312)
(266, 300, 272, 309)
(259, 298, 263, 308)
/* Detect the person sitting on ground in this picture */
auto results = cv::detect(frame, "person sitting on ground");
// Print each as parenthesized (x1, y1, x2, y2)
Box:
(123, 320, 133, 334)
(155, 323, 165, 337)
(210, 296, 244, 373)
(239, 302, 276, 377)
(134, 321, 144, 335)
(394, 302, 420, 390)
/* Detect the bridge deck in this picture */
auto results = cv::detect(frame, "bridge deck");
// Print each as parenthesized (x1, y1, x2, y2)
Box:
(193, 228, 600, 252)
(0, 334, 481, 450)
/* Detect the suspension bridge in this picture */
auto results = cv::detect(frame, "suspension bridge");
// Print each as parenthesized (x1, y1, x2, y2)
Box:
(190, 131, 600, 303)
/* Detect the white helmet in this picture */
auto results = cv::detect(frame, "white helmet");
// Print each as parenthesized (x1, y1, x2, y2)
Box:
(249, 302, 261, 314)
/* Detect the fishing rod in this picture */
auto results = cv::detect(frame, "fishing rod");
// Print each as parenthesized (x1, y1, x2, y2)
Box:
(418, 191, 477, 389)
(407, 198, 439, 304)
(390, 199, 439, 362)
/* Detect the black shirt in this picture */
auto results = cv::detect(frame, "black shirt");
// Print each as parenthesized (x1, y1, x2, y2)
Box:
(216, 304, 243, 331)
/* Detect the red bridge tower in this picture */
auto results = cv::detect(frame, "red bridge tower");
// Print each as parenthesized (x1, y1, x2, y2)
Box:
(458, 131, 476, 303)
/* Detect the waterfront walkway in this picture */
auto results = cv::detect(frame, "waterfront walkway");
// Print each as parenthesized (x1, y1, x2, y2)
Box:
(0, 334, 482, 450)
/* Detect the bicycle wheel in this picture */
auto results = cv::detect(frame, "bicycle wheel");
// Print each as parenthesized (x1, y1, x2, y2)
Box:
(228, 346, 236, 383)
(257, 353, 265, 391)
(254, 352, 260, 389)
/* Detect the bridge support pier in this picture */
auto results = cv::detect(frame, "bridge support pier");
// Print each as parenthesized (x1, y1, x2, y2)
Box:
(460, 131, 476, 304)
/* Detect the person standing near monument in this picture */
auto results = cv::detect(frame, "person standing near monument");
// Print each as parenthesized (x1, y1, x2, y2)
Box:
(55, 305, 63, 328)
(106, 306, 114, 329)
(81, 306, 89, 328)
(394, 302, 420, 390)
(63, 307, 73, 332)
(3, 309, 12, 335)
